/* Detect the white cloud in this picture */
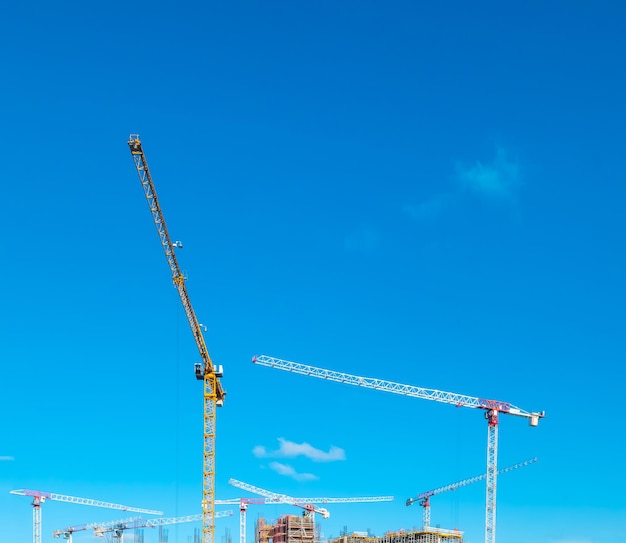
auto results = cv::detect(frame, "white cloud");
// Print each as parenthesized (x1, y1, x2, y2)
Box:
(253, 438, 346, 462)
(268, 462, 319, 482)
(457, 147, 521, 200)
(0, 456, 14, 461)
(404, 147, 522, 223)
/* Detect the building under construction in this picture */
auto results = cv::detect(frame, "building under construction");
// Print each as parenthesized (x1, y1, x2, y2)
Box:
(256, 515, 316, 543)
(255, 516, 462, 543)
(330, 528, 463, 543)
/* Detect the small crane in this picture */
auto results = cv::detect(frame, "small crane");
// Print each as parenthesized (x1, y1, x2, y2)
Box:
(228, 479, 330, 519)
(92, 510, 234, 543)
(128, 134, 226, 543)
(406, 457, 538, 529)
(251, 355, 545, 543)
(220, 486, 393, 543)
(215, 497, 269, 543)
(10, 489, 162, 543)
(52, 517, 142, 543)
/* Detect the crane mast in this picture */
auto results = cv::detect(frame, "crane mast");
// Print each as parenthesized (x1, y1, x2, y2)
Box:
(128, 135, 226, 543)
(252, 355, 544, 543)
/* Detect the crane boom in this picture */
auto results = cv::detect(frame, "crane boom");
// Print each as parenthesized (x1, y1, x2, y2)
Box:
(219, 492, 391, 543)
(92, 510, 233, 543)
(10, 490, 162, 514)
(228, 479, 330, 518)
(289, 496, 393, 504)
(407, 457, 537, 505)
(406, 457, 537, 528)
(128, 134, 226, 543)
(11, 488, 162, 543)
(53, 517, 142, 542)
(252, 356, 542, 423)
(251, 355, 544, 543)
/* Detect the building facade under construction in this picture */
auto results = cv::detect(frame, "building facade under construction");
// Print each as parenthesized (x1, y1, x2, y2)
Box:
(329, 528, 463, 543)
(255, 516, 462, 543)
(256, 515, 316, 543)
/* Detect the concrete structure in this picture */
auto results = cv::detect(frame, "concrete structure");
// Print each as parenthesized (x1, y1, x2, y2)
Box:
(331, 529, 463, 543)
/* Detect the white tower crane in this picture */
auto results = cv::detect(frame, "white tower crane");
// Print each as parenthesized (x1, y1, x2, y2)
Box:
(216, 497, 268, 543)
(10, 489, 163, 543)
(228, 479, 331, 518)
(52, 517, 142, 543)
(93, 510, 234, 543)
(251, 355, 545, 543)
(221, 485, 393, 543)
(406, 457, 537, 529)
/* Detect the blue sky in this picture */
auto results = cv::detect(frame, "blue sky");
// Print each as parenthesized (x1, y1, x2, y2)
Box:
(1, 1, 625, 542)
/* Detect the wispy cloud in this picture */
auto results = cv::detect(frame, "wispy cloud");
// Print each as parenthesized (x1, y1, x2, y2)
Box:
(253, 438, 346, 462)
(404, 146, 522, 222)
(457, 147, 521, 200)
(403, 193, 454, 221)
(0, 456, 15, 461)
(345, 226, 380, 253)
(268, 462, 319, 482)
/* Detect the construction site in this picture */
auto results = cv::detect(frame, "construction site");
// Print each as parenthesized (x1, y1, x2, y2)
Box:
(255, 516, 463, 543)
(7, 135, 545, 543)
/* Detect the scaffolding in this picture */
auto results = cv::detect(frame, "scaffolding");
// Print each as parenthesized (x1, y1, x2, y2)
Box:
(255, 515, 316, 543)
(256, 518, 272, 543)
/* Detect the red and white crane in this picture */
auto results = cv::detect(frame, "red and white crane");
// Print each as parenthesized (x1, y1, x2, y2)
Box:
(215, 496, 272, 543)
(229, 478, 331, 518)
(223, 482, 393, 543)
(251, 355, 545, 543)
(10, 489, 163, 543)
(406, 457, 537, 529)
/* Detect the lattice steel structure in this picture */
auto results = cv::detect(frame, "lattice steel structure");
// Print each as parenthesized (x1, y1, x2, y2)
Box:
(406, 458, 537, 529)
(128, 135, 226, 543)
(252, 355, 544, 543)
(11, 489, 162, 543)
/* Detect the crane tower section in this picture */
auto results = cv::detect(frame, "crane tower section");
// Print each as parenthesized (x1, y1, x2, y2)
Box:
(128, 135, 226, 543)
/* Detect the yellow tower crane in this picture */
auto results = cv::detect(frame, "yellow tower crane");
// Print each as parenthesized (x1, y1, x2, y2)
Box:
(127, 135, 226, 543)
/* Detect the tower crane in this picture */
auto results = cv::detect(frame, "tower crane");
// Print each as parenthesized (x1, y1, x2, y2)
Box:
(220, 487, 393, 543)
(52, 517, 142, 543)
(216, 497, 268, 543)
(92, 510, 234, 543)
(251, 355, 545, 543)
(10, 489, 162, 543)
(229, 478, 330, 519)
(406, 457, 537, 529)
(128, 134, 226, 543)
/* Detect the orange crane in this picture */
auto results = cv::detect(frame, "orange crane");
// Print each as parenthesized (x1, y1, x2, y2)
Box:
(10, 489, 162, 543)
(128, 135, 226, 543)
